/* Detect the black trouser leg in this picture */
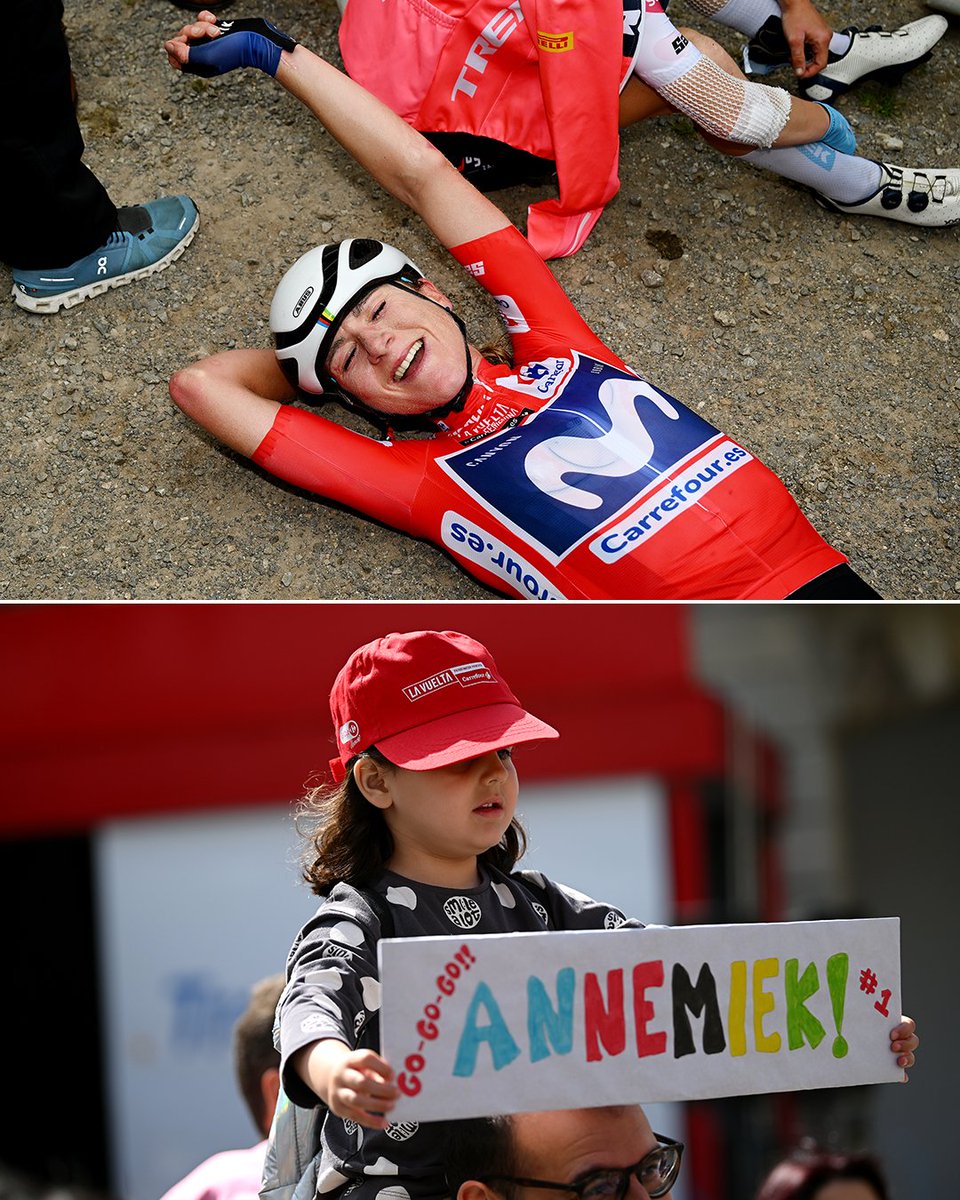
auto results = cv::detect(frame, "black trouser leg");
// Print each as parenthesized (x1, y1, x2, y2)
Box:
(0, 0, 117, 269)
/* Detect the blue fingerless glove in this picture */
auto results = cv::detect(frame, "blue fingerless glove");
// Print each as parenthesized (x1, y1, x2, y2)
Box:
(183, 17, 298, 78)
(818, 103, 857, 156)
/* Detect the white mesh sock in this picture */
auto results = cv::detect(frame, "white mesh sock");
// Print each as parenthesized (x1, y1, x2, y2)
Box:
(744, 145, 883, 202)
(657, 57, 792, 147)
(633, 10, 791, 147)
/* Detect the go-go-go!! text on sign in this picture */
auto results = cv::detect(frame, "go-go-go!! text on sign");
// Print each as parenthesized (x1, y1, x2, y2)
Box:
(379, 917, 902, 1120)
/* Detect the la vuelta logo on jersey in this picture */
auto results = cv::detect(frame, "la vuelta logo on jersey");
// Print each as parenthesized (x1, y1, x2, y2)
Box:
(438, 353, 720, 561)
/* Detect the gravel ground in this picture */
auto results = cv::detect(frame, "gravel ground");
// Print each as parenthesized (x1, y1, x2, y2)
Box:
(2, 0, 958, 599)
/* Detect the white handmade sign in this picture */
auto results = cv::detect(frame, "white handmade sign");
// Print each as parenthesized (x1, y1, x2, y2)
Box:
(379, 918, 901, 1120)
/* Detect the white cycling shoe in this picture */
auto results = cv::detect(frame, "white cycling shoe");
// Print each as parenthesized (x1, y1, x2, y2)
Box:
(800, 16, 949, 104)
(815, 162, 960, 227)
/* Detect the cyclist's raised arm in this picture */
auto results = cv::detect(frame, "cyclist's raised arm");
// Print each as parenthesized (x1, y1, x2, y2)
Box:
(164, 12, 510, 250)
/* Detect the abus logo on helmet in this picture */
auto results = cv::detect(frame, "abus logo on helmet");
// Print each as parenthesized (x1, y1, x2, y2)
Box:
(339, 719, 360, 745)
(292, 286, 314, 319)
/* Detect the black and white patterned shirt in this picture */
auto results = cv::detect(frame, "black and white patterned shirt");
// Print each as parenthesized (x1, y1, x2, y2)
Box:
(276, 865, 643, 1200)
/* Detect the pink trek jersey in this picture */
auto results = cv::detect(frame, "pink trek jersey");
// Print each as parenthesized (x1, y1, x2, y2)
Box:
(253, 226, 845, 599)
(338, 0, 632, 258)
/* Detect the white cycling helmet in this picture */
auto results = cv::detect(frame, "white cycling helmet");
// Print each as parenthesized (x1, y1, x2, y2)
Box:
(270, 238, 422, 395)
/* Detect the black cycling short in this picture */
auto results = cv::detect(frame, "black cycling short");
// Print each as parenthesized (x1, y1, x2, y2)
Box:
(787, 564, 882, 600)
(424, 132, 556, 192)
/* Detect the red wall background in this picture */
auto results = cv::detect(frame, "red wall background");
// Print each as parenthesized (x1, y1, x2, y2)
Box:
(3, 603, 737, 835)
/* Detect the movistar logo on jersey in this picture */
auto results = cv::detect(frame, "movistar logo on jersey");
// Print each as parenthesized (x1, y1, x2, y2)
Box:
(438, 352, 720, 561)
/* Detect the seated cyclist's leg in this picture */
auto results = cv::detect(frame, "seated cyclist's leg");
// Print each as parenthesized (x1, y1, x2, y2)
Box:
(675, 29, 882, 199)
(742, 139, 884, 205)
(632, 8, 833, 148)
(726, 107, 958, 226)
(679, 31, 847, 162)
(685, 0, 781, 35)
(639, 18, 957, 227)
(673, 31, 754, 156)
(687, 0, 948, 107)
(679, 0, 850, 73)
(618, 76, 676, 129)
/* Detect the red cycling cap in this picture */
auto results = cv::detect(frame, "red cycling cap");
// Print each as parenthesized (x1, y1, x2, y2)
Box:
(329, 630, 558, 779)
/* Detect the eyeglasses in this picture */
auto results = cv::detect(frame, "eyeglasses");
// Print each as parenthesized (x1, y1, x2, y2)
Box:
(481, 1133, 684, 1200)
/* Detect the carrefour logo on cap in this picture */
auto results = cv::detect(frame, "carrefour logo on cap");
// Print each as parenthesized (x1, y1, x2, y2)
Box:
(403, 661, 496, 702)
(339, 719, 361, 745)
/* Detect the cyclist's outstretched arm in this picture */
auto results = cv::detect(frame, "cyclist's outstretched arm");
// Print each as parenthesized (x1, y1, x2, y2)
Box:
(164, 12, 510, 250)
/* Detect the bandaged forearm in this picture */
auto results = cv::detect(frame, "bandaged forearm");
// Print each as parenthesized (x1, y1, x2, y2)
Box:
(655, 55, 791, 146)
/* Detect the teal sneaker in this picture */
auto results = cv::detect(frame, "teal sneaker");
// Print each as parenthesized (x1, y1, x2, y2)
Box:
(11, 195, 199, 313)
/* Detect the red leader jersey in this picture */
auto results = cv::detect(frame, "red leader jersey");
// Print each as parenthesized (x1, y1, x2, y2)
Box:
(252, 225, 845, 599)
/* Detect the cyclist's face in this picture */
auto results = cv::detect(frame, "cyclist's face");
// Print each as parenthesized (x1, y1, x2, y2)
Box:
(510, 1108, 665, 1200)
(325, 281, 471, 415)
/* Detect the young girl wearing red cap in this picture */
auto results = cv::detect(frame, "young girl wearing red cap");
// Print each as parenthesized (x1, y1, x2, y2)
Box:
(272, 630, 917, 1200)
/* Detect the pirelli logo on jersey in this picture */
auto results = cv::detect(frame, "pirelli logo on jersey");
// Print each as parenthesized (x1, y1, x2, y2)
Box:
(537, 31, 573, 53)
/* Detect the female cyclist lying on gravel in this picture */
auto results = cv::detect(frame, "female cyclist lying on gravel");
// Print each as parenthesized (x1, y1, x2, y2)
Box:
(165, 13, 881, 600)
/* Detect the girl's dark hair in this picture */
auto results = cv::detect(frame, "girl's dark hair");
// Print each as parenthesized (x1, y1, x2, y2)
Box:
(300, 747, 528, 893)
(755, 1150, 890, 1200)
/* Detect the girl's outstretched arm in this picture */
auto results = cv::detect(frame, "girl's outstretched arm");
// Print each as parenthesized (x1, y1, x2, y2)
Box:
(164, 13, 510, 250)
(292, 1038, 399, 1130)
